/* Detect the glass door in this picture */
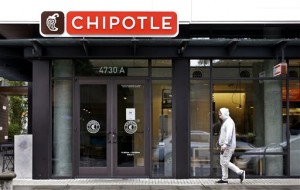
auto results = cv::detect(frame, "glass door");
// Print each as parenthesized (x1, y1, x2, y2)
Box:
(76, 80, 148, 177)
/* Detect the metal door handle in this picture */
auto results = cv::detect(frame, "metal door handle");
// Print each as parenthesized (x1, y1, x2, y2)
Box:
(112, 132, 117, 143)
(108, 132, 117, 143)
(108, 132, 112, 143)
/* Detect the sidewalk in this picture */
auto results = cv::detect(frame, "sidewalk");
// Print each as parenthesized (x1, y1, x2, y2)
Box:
(12, 178, 300, 189)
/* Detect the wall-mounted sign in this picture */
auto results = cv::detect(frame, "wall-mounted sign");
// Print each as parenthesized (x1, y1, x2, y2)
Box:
(96, 66, 127, 76)
(121, 151, 140, 157)
(86, 120, 100, 134)
(124, 120, 137, 134)
(162, 89, 172, 109)
(40, 11, 178, 37)
(126, 108, 136, 121)
(273, 62, 287, 77)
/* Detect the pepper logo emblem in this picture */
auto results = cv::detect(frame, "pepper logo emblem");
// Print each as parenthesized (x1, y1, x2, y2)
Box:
(46, 13, 60, 31)
(40, 11, 64, 35)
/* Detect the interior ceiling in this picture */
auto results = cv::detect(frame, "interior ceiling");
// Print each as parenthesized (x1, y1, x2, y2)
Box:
(0, 59, 32, 81)
(0, 24, 40, 39)
(0, 25, 38, 81)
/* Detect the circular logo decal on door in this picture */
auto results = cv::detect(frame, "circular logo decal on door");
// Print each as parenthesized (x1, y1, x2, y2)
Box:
(87, 120, 100, 134)
(124, 120, 138, 134)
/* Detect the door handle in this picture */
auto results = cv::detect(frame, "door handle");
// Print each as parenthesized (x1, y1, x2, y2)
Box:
(108, 132, 117, 143)
(112, 132, 117, 143)
(107, 132, 112, 143)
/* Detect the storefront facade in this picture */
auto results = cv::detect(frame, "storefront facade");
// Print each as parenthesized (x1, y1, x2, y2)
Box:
(18, 38, 300, 179)
(1, 0, 300, 180)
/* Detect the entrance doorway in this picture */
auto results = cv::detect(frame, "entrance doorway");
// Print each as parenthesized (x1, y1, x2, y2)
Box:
(75, 79, 149, 177)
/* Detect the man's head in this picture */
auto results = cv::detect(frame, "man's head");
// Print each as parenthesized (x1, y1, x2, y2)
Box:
(218, 107, 230, 121)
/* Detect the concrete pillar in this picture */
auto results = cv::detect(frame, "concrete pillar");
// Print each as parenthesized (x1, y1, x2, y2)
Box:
(52, 60, 73, 176)
(263, 60, 283, 176)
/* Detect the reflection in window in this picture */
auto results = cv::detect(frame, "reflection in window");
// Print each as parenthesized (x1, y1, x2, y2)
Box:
(213, 79, 286, 176)
(152, 60, 172, 77)
(288, 80, 300, 176)
(190, 80, 211, 177)
(190, 59, 300, 177)
(152, 80, 172, 177)
(190, 59, 210, 78)
(211, 59, 286, 177)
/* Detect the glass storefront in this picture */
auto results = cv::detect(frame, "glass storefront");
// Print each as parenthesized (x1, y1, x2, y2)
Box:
(51, 58, 299, 178)
(190, 59, 300, 177)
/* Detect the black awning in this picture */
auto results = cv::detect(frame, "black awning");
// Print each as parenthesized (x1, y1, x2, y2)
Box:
(1, 38, 300, 59)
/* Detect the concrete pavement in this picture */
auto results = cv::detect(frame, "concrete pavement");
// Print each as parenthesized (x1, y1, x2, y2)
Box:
(12, 178, 300, 190)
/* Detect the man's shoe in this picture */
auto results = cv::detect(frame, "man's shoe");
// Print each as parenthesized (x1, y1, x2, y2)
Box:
(238, 170, 245, 183)
(216, 179, 228, 184)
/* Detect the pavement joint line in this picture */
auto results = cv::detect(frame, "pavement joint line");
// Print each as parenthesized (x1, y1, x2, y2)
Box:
(12, 178, 300, 186)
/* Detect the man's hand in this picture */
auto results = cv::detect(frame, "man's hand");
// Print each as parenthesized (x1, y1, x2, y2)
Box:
(221, 144, 227, 151)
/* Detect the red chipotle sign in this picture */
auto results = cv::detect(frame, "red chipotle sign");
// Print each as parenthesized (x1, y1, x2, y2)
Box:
(40, 11, 178, 37)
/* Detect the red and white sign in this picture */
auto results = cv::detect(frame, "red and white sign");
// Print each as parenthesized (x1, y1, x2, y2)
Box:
(273, 62, 287, 77)
(40, 11, 178, 37)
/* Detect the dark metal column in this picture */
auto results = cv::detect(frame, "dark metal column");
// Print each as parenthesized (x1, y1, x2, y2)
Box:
(32, 60, 50, 179)
(172, 59, 190, 178)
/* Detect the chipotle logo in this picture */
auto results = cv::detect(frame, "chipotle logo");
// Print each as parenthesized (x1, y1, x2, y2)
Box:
(40, 11, 178, 37)
(41, 11, 65, 35)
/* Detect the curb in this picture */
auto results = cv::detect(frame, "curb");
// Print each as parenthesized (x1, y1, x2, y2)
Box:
(12, 178, 300, 186)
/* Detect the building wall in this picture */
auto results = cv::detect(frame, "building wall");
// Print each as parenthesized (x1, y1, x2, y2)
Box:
(1, 0, 299, 24)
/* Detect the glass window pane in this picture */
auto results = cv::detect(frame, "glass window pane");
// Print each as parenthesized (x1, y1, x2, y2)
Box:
(288, 80, 300, 176)
(190, 80, 211, 177)
(190, 59, 210, 78)
(80, 84, 107, 167)
(211, 60, 284, 78)
(213, 78, 286, 176)
(117, 84, 145, 167)
(75, 59, 148, 76)
(152, 80, 172, 177)
(288, 60, 300, 78)
(52, 60, 73, 77)
(152, 60, 172, 77)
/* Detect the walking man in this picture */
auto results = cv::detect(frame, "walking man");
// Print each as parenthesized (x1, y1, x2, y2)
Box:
(216, 107, 245, 184)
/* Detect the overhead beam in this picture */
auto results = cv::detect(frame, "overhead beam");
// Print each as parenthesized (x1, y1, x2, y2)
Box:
(23, 45, 282, 59)
(0, 47, 24, 59)
(226, 39, 239, 56)
(0, 86, 28, 96)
